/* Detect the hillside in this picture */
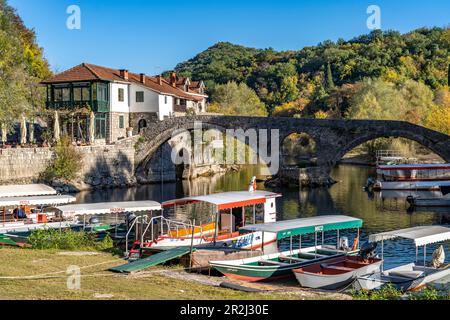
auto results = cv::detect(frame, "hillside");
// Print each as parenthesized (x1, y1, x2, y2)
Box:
(175, 28, 450, 118)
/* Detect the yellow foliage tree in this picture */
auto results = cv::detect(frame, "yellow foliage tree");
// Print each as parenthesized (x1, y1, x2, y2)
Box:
(272, 98, 309, 117)
(424, 104, 450, 135)
(314, 110, 328, 119)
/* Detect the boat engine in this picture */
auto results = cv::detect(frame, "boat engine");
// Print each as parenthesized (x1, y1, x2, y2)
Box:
(359, 241, 377, 260)
(89, 217, 100, 225)
(339, 237, 349, 251)
(125, 213, 137, 229)
(365, 177, 376, 189)
(406, 195, 415, 206)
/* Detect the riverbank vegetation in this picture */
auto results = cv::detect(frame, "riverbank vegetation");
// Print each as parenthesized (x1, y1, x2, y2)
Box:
(43, 136, 83, 181)
(351, 284, 449, 300)
(28, 229, 113, 251)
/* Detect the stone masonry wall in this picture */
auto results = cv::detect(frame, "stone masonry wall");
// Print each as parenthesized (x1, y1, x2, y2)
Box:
(0, 136, 139, 191)
(108, 112, 130, 143)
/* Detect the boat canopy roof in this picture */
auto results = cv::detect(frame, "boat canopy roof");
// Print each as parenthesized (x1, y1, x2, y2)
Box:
(56, 201, 162, 216)
(0, 195, 76, 207)
(0, 184, 57, 198)
(239, 215, 363, 240)
(377, 163, 450, 171)
(162, 191, 281, 210)
(369, 226, 450, 247)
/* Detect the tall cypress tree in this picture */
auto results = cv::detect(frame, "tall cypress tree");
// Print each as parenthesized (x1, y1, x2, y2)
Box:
(326, 63, 335, 91)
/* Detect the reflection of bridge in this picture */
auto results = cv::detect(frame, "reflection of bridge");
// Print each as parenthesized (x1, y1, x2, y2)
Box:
(135, 116, 450, 182)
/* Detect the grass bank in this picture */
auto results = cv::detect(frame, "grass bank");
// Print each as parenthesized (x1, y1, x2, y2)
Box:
(0, 247, 345, 300)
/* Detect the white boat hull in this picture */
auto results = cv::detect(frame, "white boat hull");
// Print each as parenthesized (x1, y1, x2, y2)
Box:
(294, 258, 382, 290)
(374, 180, 450, 191)
(149, 231, 277, 251)
(354, 263, 450, 291)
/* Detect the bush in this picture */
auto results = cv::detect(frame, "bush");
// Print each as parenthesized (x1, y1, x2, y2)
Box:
(351, 284, 449, 300)
(28, 229, 113, 251)
(43, 136, 82, 181)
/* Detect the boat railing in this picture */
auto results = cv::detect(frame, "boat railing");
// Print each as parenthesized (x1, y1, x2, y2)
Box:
(140, 215, 203, 246)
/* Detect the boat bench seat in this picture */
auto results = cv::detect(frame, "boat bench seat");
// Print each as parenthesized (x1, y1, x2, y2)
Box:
(321, 264, 354, 272)
(279, 256, 307, 263)
(388, 270, 424, 279)
(258, 260, 290, 267)
(299, 252, 327, 258)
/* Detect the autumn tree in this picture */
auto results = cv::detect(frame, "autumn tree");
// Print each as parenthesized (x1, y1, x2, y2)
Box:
(208, 82, 267, 116)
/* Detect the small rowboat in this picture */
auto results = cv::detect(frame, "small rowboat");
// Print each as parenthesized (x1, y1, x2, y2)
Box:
(354, 226, 450, 292)
(293, 255, 382, 290)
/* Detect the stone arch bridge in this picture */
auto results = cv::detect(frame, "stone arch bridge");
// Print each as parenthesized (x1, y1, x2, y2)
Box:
(134, 116, 450, 185)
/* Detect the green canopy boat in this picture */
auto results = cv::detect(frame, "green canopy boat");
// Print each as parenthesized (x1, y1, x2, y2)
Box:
(209, 215, 363, 282)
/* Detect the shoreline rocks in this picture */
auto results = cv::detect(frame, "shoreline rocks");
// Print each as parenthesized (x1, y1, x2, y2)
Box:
(265, 167, 337, 189)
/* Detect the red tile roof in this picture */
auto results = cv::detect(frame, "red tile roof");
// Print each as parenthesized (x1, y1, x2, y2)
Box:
(42, 63, 207, 101)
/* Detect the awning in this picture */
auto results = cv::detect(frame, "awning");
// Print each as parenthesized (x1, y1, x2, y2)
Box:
(0, 184, 57, 198)
(369, 226, 450, 247)
(0, 195, 76, 207)
(56, 201, 162, 216)
(162, 191, 281, 210)
(240, 215, 363, 240)
(377, 164, 450, 171)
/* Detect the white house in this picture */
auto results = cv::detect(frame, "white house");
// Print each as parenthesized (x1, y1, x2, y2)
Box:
(42, 63, 208, 143)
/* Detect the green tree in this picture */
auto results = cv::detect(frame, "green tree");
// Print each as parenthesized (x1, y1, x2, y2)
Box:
(208, 82, 267, 116)
(0, 0, 51, 132)
(326, 63, 335, 90)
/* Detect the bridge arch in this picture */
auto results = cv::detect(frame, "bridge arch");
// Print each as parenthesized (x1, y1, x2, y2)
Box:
(331, 128, 449, 167)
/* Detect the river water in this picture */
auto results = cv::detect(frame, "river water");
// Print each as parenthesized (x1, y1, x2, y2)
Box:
(76, 165, 450, 273)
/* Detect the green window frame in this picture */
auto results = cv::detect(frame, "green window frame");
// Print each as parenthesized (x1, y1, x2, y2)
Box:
(119, 115, 125, 129)
(118, 88, 124, 102)
(136, 91, 144, 103)
(97, 83, 108, 101)
(94, 114, 107, 139)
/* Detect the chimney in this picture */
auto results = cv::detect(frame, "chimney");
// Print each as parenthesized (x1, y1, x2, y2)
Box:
(119, 69, 129, 80)
(140, 73, 146, 84)
(157, 75, 162, 85)
(170, 71, 177, 87)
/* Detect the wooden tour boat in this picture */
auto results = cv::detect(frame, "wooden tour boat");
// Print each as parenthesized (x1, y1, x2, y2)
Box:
(145, 185, 281, 252)
(354, 226, 450, 291)
(209, 215, 363, 282)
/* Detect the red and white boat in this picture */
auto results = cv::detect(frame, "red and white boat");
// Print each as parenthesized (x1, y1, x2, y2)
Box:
(144, 178, 280, 251)
(373, 164, 450, 191)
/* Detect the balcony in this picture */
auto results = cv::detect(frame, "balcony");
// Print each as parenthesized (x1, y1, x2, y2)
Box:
(46, 100, 109, 112)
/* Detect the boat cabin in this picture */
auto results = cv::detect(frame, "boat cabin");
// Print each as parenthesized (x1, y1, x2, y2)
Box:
(0, 184, 76, 233)
(162, 190, 280, 239)
(377, 163, 450, 182)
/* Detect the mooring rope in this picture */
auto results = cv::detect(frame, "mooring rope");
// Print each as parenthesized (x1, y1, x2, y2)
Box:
(0, 259, 121, 280)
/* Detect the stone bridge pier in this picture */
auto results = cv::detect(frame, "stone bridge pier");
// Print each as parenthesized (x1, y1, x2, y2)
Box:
(134, 116, 450, 187)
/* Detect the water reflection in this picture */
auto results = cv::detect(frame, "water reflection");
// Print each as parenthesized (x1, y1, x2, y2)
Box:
(76, 164, 450, 270)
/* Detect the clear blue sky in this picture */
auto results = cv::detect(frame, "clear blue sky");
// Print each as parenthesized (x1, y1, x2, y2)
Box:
(9, 0, 450, 75)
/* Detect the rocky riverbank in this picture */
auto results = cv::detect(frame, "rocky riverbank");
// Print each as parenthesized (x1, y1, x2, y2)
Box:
(265, 167, 337, 188)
